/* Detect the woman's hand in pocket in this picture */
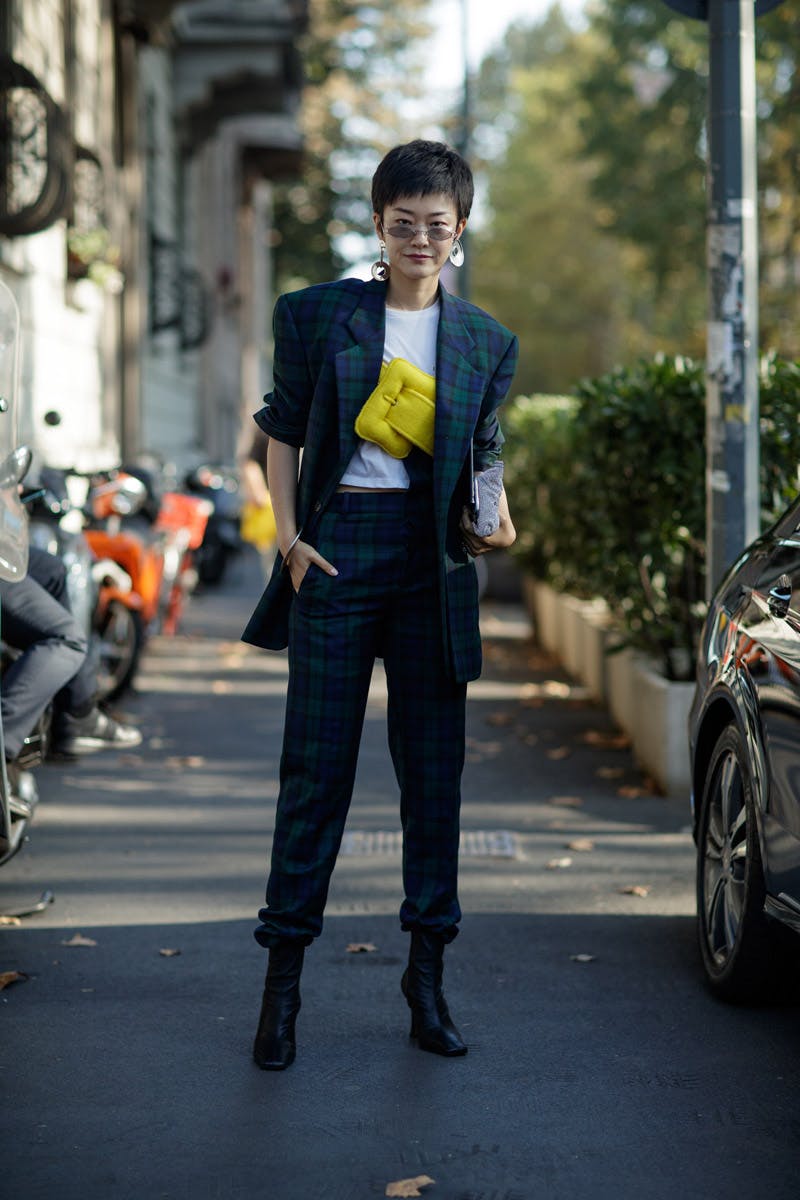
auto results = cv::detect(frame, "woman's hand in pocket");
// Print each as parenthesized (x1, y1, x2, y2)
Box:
(286, 540, 338, 594)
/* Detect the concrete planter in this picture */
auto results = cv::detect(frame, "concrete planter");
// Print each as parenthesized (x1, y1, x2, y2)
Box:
(520, 573, 693, 796)
(624, 655, 695, 797)
(523, 577, 562, 657)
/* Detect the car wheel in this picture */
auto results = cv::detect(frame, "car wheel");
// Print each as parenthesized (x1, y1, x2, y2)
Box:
(696, 724, 783, 1002)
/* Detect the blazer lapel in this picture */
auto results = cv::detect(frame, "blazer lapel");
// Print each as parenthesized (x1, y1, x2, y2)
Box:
(334, 280, 386, 462)
(434, 285, 484, 518)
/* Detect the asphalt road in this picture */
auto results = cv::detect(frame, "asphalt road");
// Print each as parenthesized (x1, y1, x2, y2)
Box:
(1, 551, 798, 1200)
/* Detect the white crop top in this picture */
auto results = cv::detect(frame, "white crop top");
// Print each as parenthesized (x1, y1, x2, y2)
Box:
(339, 300, 440, 489)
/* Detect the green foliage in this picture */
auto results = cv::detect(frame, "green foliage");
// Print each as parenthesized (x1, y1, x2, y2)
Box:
(578, 0, 800, 358)
(504, 356, 800, 679)
(469, 6, 706, 393)
(502, 394, 582, 590)
(470, 2, 800, 384)
(472, 16, 645, 395)
(760, 355, 800, 517)
(272, 0, 432, 291)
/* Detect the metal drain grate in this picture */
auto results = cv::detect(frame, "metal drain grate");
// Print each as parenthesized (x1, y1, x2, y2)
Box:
(339, 830, 519, 858)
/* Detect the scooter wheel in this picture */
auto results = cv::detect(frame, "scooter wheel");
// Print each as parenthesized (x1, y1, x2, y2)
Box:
(95, 601, 144, 701)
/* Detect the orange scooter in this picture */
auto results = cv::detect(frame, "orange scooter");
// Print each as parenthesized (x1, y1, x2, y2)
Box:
(153, 490, 212, 636)
(84, 472, 164, 699)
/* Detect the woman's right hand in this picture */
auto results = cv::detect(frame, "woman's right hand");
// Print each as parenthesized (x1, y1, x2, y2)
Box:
(285, 539, 338, 594)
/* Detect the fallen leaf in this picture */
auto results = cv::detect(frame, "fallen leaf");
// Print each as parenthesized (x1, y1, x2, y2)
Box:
(520, 696, 545, 709)
(346, 943, 377, 953)
(547, 795, 583, 808)
(61, 933, 97, 947)
(570, 954, 596, 963)
(211, 680, 232, 694)
(521, 733, 540, 745)
(546, 856, 573, 870)
(567, 838, 595, 852)
(542, 679, 572, 698)
(117, 754, 144, 767)
(546, 746, 570, 761)
(385, 1177, 435, 1198)
(467, 739, 503, 755)
(582, 730, 630, 750)
(0, 970, 28, 990)
(165, 755, 206, 769)
(0, 916, 21, 927)
(596, 766, 625, 780)
(617, 785, 648, 799)
(619, 885, 650, 897)
(486, 711, 513, 727)
(159, 948, 182, 957)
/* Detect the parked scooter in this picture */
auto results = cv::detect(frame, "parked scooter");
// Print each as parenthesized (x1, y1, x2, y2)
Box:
(84, 469, 159, 699)
(152, 488, 212, 634)
(184, 463, 243, 585)
(26, 466, 149, 702)
(85, 463, 210, 686)
(93, 461, 211, 626)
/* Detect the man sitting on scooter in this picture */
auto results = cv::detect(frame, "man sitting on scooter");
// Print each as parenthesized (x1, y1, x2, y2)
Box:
(1, 547, 142, 777)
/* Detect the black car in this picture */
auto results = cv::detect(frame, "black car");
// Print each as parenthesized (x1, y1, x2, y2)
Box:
(689, 495, 800, 1000)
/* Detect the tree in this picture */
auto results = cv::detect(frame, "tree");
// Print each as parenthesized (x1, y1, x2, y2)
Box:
(471, 7, 678, 394)
(272, 0, 433, 292)
(578, 0, 800, 357)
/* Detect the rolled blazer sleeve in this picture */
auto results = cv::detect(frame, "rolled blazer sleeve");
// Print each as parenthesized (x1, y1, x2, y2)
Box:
(472, 334, 518, 470)
(253, 294, 313, 448)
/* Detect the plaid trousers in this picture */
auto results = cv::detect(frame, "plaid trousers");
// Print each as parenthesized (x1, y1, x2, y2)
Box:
(255, 488, 467, 948)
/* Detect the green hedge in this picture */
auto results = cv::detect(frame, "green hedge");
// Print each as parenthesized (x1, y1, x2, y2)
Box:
(504, 354, 800, 680)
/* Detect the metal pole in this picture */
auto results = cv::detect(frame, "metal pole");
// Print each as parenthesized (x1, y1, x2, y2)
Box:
(705, 0, 760, 597)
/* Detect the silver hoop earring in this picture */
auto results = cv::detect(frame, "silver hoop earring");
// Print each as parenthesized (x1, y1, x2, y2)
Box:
(449, 239, 465, 268)
(371, 240, 389, 281)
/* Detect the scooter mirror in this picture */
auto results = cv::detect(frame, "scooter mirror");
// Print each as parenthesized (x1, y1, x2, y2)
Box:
(0, 445, 32, 489)
(110, 474, 148, 516)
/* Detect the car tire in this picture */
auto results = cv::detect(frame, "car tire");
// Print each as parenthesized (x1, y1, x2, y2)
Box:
(696, 724, 784, 1002)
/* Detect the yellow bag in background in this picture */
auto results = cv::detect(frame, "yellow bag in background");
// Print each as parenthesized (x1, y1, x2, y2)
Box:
(240, 499, 277, 550)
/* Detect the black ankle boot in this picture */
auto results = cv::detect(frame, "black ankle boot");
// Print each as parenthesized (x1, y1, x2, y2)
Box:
(253, 941, 305, 1070)
(401, 929, 467, 1057)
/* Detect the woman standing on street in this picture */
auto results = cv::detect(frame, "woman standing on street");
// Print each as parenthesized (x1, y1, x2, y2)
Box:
(243, 140, 518, 1069)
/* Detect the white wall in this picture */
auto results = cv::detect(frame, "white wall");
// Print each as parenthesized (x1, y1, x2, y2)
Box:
(1, 0, 120, 472)
(137, 44, 201, 471)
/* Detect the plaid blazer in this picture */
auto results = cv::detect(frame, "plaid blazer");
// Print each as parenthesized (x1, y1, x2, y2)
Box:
(241, 277, 518, 683)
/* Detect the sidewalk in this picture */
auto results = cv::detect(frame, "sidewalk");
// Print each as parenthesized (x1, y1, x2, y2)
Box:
(1, 550, 797, 1200)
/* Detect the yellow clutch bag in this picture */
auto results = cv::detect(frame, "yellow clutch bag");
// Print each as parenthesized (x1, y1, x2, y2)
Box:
(240, 500, 277, 550)
(355, 357, 436, 458)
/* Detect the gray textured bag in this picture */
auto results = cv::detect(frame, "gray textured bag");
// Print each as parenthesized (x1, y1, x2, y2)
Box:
(471, 461, 504, 537)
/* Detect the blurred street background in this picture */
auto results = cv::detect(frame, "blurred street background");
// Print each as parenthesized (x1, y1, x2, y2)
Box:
(1, 2, 800, 1197)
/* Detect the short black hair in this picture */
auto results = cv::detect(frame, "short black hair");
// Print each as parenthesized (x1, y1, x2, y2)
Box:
(371, 140, 474, 224)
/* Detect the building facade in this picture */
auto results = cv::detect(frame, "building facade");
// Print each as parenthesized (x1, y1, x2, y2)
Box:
(0, 0, 306, 475)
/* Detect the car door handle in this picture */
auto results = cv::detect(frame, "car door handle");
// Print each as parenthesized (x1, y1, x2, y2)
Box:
(768, 574, 792, 619)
